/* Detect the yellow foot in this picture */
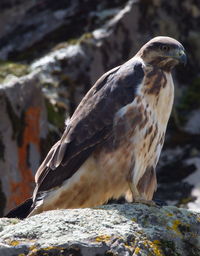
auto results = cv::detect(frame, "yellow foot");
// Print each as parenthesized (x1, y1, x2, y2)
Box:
(133, 199, 156, 207)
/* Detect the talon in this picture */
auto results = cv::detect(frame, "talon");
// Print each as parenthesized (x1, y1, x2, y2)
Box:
(134, 199, 156, 206)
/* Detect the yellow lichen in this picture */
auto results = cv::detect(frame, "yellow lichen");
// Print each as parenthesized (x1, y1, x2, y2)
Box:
(10, 240, 20, 246)
(43, 246, 64, 251)
(166, 213, 173, 217)
(134, 246, 141, 254)
(29, 245, 37, 251)
(0, 60, 28, 82)
(168, 220, 182, 236)
(28, 246, 65, 256)
(153, 240, 161, 245)
(10, 219, 20, 225)
(142, 240, 164, 256)
(95, 235, 111, 242)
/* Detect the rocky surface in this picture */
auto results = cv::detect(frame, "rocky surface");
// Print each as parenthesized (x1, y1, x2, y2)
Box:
(0, 0, 200, 215)
(0, 72, 48, 215)
(0, 204, 200, 256)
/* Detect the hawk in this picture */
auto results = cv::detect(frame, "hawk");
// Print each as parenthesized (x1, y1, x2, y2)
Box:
(6, 36, 186, 219)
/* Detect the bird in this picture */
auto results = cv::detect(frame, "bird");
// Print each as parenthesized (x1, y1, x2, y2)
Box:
(5, 36, 186, 219)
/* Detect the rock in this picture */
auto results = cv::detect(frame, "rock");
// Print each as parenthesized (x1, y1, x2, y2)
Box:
(0, 204, 200, 255)
(184, 109, 200, 135)
(0, 72, 48, 215)
(155, 145, 198, 208)
(184, 157, 200, 211)
(0, 0, 128, 60)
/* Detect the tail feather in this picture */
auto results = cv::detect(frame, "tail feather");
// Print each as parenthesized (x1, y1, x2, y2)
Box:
(5, 198, 33, 219)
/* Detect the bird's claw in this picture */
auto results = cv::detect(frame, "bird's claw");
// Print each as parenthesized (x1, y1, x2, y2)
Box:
(133, 199, 157, 207)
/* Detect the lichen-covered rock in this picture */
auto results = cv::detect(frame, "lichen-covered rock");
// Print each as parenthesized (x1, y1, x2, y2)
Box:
(0, 204, 200, 256)
(0, 72, 48, 215)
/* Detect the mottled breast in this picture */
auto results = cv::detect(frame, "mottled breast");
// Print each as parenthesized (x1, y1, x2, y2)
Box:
(112, 66, 174, 191)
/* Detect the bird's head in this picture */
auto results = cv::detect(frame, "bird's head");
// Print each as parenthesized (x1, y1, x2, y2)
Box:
(137, 36, 187, 71)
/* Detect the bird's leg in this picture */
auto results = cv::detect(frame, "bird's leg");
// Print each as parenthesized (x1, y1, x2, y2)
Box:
(134, 197, 156, 206)
(129, 183, 156, 206)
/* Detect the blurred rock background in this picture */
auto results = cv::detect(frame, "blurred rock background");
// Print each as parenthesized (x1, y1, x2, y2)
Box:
(0, 0, 199, 216)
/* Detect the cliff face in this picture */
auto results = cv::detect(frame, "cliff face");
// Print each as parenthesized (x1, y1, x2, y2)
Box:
(0, 0, 128, 60)
(0, 0, 200, 215)
(0, 73, 48, 214)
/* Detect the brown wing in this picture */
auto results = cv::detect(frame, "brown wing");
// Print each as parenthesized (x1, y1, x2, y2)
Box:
(34, 59, 144, 200)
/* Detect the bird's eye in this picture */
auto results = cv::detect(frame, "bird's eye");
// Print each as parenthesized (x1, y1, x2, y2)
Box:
(160, 45, 169, 51)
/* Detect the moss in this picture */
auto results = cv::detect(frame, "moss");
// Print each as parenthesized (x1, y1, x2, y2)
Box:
(53, 32, 93, 49)
(45, 99, 65, 131)
(80, 33, 93, 43)
(5, 96, 25, 146)
(179, 196, 194, 205)
(0, 60, 28, 82)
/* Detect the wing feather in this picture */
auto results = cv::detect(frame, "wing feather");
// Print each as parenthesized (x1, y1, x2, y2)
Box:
(34, 59, 144, 199)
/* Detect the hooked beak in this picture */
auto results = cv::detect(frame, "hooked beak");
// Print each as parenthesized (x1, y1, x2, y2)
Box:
(175, 49, 187, 65)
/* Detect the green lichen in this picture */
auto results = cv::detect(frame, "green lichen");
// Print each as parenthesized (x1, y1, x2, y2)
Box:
(0, 60, 28, 83)
(45, 100, 65, 131)
(67, 37, 81, 45)
(79, 32, 93, 43)
(55, 32, 93, 47)
(179, 196, 194, 205)
(5, 96, 25, 146)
